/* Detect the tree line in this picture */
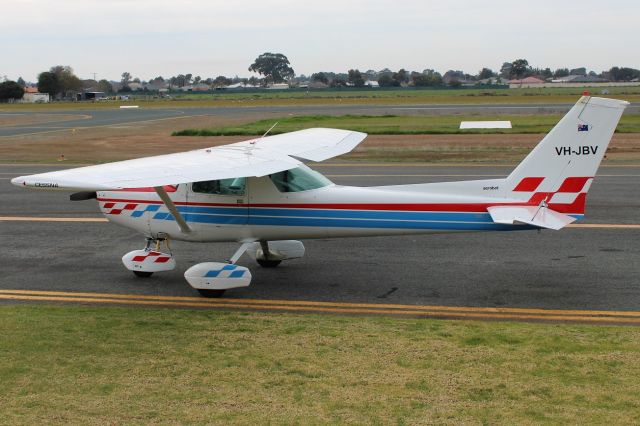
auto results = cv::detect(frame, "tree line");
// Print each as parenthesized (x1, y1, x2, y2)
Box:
(1, 53, 640, 101)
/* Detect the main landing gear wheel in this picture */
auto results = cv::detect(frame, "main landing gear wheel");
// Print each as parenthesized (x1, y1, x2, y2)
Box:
(256, 258, 282, 268)
(197, 289, 227, 298)
(133, 271, 154, 278)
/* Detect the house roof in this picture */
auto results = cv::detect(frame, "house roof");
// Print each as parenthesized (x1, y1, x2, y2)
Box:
(551, 75, 608, 83)
(508, 76, 545, 84)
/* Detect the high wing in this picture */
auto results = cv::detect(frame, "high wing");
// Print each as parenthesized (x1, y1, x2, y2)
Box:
(11, 128, 367, 191)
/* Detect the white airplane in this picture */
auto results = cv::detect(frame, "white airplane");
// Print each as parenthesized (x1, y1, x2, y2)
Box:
(11, 96, 628, 297)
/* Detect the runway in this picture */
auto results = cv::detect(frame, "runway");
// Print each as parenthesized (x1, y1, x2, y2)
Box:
(2, 163, 640, 318)
(2, 102, 639, 137)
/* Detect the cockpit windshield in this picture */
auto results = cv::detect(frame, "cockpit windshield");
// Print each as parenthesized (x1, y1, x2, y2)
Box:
(269, 164, 333, 193)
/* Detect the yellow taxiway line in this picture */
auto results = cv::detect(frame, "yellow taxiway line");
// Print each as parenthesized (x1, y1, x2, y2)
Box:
(567, 224, 640, 229)
(0, 289, 638, 324)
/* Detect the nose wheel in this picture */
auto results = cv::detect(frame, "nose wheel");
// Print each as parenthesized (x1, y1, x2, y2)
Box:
(196, 289, 227, 298)
(133, 271, 154, 278)
(256, 258, 282, 268)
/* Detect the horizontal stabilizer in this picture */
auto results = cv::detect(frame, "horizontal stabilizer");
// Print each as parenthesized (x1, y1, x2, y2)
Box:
(487, 205, 576, 230)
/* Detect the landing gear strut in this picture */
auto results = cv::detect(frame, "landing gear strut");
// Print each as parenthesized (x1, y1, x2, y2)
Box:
(256, 241, 282, 268)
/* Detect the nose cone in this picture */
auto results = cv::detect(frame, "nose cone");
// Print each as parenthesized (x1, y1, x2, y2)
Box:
(10, 176, 26, 187)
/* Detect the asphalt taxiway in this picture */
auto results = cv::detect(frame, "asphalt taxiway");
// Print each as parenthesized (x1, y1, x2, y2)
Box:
(2, 163, 639, 318)
(2, 102, 638, 137)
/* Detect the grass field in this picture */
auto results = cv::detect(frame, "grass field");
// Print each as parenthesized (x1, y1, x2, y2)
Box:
(1, 305, 639, 424)
(173, 113, 640, 136)
(2, 87, 639, 110)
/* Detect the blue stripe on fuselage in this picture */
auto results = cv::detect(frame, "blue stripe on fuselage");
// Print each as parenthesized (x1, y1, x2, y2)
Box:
(140, 204, 583, 231)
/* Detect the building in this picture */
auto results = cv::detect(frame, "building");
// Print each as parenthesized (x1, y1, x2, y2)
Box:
(77, 91, 106, 101)
(267, 83, 289, 90)
(551, 75, 608, 84)
(508, 76, 546, 87)
(180, 83, 211, 92)
(20, 92, 50, 103)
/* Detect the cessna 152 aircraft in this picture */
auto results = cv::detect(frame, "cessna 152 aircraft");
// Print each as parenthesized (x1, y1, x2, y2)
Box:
(11, 96, 628, 296)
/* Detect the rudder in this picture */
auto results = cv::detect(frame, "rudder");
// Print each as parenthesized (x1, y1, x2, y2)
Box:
(504, 96, 628, 214)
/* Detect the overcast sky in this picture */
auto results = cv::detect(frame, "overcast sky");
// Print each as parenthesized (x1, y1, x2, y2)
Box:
(2, 0, 638, 82)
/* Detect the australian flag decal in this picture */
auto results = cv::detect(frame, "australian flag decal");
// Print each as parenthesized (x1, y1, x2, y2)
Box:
(578, 124, 589, 132)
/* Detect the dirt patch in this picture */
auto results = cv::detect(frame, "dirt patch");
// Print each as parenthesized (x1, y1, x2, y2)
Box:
(1, 113, 639, 164)
(347, 133, 640, 163)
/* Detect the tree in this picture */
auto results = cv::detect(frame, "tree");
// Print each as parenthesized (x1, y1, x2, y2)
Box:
(247, 76, 261, 86)
(311, 72, 329, 84)
(248, 52, 294, 84)
(50, 65, 82, 97)
(377, 74, 399, 87)
(37, 71, 59, 97)
(16, 77, 26, 87)
(329, 77, 347, 88)
(477, 68, 494, 80)
(347, 69, 365, 87)
(212, 75, 232, 87)
(443, 70, 465, 84)
(0, 81, 24, 101)
(510, 59, 530, 78)
(540, 68, 553, 80)
(97, 79, 113, 93)
(570, 67, 586, 76)
(553, 68, 570, 78)
(608, 67, 640, 81)
(121, 72, 132, 87)
(499, 62, 512, 78)
(422, 69, 443, 86)
(392, 68, 408, 86)
(411, 74, 430, 86)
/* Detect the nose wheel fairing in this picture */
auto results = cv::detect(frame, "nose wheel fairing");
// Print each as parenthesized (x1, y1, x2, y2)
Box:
(125, 239, 305, 297)
(122, 238, 176, 276)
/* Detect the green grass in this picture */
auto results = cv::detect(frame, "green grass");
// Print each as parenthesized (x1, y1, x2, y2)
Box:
(173, 113, 640, 136)
(1, 305, 639, 424)
(2, 86, 639, 111)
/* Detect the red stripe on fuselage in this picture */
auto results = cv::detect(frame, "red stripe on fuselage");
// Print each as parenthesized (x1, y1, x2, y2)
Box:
(97, 197, 586, 215)
(116, 185, 178, 193)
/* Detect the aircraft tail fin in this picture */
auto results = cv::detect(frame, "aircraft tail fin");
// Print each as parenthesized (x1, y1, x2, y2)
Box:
(503, 96, 628, 215)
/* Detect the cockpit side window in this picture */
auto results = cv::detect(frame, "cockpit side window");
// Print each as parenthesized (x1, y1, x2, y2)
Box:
(192, 177, 246, 195)
(269, 165, 332, 193)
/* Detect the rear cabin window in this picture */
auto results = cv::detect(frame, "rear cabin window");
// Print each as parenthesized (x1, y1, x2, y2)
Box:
(269, 165, 332, 193)
(192, 177, 246, 196)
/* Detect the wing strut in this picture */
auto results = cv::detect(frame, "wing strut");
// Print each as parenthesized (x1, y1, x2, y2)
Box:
(154, 186, 191, 234)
